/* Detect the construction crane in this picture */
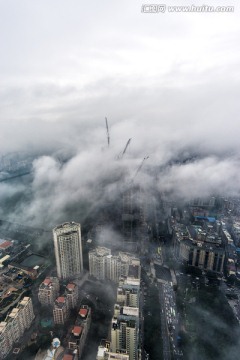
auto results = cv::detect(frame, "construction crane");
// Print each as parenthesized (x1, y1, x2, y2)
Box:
(122, 138, 131, 157)
(105, 117, 110, 148)
(116, 138, 132, 160)
(133, 156, 149, 180)
(129, 156, 149, 185)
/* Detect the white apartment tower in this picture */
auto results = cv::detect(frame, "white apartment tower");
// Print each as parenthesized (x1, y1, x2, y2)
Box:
(53, 222, 83, 279)
(89, 247, 111, 280)
(0, 297, 34, 358)
(89, 247, 140, 283)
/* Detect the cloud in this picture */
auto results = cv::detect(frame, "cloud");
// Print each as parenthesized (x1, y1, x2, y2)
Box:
(157, 155, 240, 201)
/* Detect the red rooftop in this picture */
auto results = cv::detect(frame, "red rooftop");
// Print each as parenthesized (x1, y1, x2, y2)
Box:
(72, 325, 82, 336)
(79, 308, 88, 317)
(43, 278, 51, 285)
(57, 296, 65, 303)
(66, 283, 75, 290)
(63, 355, 73, 360)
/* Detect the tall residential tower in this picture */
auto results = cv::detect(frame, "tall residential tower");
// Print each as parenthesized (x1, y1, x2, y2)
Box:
(53, 222, 83, 279)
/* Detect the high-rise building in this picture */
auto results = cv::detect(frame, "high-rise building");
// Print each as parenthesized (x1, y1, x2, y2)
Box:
(52, 283, 78, 325)
(97, 340, 130, 360)
(89, 247, 140, 283)
(0, 297, 34, 358)
(89, 247, 111, 280)
(67, 305, 91, 359)
(38, 277, 60, 306)
(53, 222, 83, 279)
(53, 296, 69, 324)
(111, 307, 139, 360)
(173, 223, 225, 274)
(117, 282, 139, 308)
(66, 283, 78, 309)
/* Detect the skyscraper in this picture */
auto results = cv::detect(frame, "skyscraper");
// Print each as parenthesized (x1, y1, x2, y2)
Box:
(53, 222, 83, 279)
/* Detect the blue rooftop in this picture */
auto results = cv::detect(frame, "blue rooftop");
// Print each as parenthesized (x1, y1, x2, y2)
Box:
(195, 216, 216, 223)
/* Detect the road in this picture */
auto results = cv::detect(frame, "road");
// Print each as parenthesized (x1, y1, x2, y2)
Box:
(159, 283, 172, 360)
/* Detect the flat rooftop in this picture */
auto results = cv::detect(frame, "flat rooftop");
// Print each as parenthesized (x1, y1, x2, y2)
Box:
(20, 254, 46, 267)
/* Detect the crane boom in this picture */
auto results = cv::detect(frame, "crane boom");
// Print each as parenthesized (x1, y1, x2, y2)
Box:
(134, 156, 149, 179)
(122, 138, 131, 157)
(115, 138, 132, 160)
(105, 117, 110, 148)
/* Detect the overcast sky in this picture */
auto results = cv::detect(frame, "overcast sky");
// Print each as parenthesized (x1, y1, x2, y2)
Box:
(0, 0, 240, 225)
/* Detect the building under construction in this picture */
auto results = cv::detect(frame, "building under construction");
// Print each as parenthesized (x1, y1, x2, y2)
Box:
(122, 185, 148, 253)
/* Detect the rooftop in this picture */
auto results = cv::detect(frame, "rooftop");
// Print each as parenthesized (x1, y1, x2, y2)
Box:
(0, 240, 12, 249)
(195, 216, 216, 223)
(66, 283, 76, 290)
(79, 308, 88, 317)
(43, 278, 51, 286)
(63, 355, 74, 360)
(72, 325, 82, 336)
(19, 297, 30, 306)
(122, 306, 139, 317)
(56, 296, 65, 304)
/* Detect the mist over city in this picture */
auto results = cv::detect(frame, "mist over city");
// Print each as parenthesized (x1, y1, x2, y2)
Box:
(0, 1, 240, 360)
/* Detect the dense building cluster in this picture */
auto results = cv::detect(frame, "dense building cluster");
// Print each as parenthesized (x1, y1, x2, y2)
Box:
(53, 283, 78, 325)
(173, 219, 225, 273)
(3, 192, 240, 360)
(96, 247, 141, 360)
